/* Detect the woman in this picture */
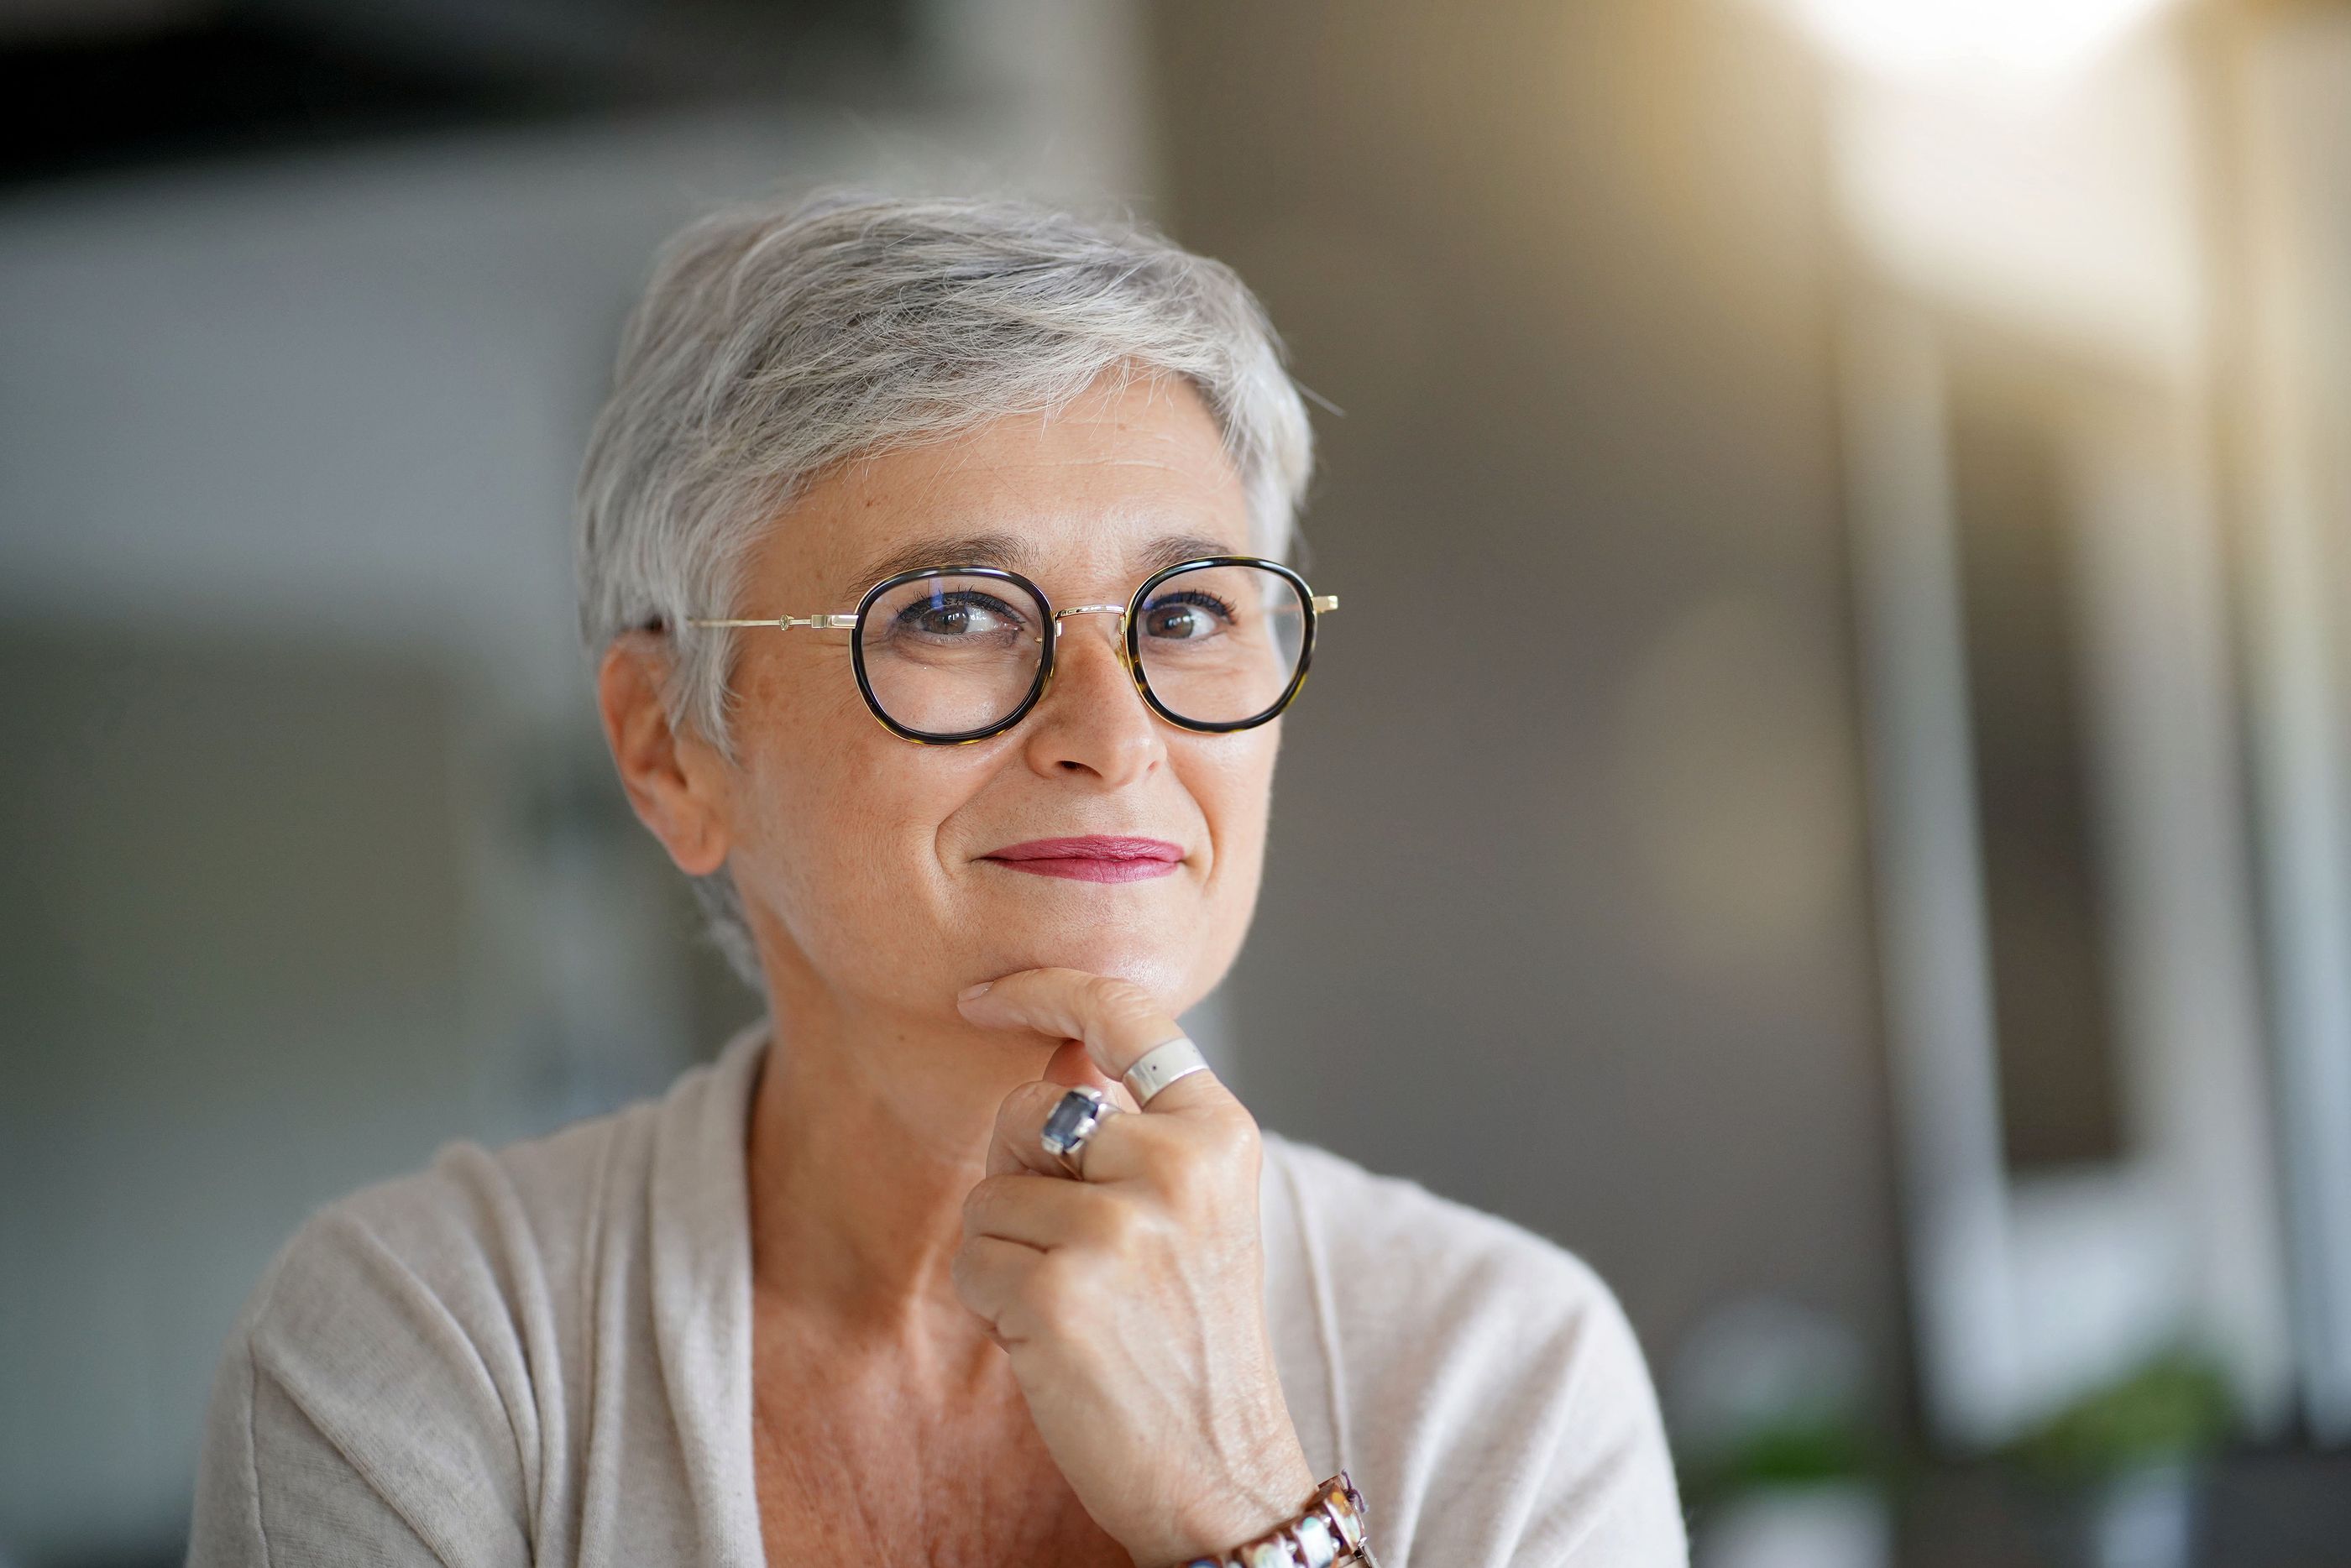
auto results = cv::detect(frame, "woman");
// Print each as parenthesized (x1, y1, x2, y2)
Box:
(186, 190, 1687, 1567)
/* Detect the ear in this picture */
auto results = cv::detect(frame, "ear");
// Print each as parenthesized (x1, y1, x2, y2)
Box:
(596, 632, 731, 877)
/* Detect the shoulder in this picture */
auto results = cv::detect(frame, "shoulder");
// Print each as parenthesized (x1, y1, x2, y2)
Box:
(199, 1042, 748, 1531)
(244, 1093, 657, 1377)
(218, 1099, 664, 1515)
(190, 1034, 767, 1565)
(1261, 1132, 1689, 1565)
(1264, 1129, 1632, 1346)
(186, 1107, 657, 1567)
(240, 1031, 758, 1369)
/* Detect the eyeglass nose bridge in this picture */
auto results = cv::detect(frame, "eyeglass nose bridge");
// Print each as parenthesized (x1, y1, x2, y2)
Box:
(1050, 604, 1131, 651)
(1045, 602, 1139, 678)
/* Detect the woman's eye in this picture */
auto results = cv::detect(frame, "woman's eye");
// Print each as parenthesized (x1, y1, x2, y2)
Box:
(898, 593, 1019, 637)
(1143, 593, 1233, 640)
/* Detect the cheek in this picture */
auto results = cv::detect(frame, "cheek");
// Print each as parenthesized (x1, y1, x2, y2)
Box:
(723, 661, 1010, 971)
(1187, 732, 1279, 911)
(733, 747, 1048, 991)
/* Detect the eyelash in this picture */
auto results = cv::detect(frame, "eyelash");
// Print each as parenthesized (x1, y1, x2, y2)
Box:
(1143, 589, 1236, 621)
(894, 590, 1030, 628)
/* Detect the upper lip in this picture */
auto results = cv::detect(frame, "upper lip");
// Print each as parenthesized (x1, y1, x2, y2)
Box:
(982, 835, 1186, 863)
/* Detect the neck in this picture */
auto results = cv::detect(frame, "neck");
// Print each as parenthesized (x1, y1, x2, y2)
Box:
(743, 950, 1055, 1353)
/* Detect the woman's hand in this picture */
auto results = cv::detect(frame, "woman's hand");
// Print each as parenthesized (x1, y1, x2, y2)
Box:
(951, 968, 1316, 1568)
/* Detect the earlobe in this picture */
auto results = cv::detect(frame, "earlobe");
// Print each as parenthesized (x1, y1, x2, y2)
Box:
(595, 635, 732, 877)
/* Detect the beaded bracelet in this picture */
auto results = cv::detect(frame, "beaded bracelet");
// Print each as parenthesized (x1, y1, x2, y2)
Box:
(1184, 1471, 1376, 1568)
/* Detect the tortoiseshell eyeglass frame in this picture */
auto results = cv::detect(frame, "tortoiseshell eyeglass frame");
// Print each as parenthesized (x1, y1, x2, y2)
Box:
(683, 555, 1338, 745)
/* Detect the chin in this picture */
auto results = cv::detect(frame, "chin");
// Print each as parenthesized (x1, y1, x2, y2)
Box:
(990, 933, 1207, 1011)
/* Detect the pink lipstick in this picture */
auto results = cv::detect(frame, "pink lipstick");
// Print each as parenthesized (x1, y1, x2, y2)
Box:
(981, 835, 1185, 883)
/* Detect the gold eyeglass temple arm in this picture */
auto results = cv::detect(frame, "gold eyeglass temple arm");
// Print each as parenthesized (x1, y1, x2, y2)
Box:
(683, 614, 860, 630)
(1312, 594, 1339, 612)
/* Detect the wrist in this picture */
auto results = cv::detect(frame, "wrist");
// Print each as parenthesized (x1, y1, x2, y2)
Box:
(1169, 1450, 1317, 1559)
(1165, 1466, 1373, 1568)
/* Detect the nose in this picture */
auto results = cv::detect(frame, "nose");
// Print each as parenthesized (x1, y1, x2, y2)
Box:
(1021, 608, 1163, 785)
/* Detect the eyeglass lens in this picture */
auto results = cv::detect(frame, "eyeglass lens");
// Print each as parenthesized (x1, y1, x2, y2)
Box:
(855, 562, 1308, 739)
(1133, 561, 1307, 727)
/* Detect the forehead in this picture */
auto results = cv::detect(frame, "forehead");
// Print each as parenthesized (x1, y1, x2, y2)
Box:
(755, 372, 1254, 600)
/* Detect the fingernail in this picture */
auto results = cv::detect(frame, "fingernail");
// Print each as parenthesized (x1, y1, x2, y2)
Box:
(957, 981, 993, 1001)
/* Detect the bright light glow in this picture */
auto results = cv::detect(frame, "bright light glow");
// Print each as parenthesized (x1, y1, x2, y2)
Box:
(1767, 0, 2182, 80)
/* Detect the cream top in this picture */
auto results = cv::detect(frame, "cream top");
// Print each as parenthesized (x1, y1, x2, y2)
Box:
(186, 1025, 1689, 1565)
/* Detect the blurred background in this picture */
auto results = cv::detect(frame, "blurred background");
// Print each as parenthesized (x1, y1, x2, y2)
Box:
(4, 0, 2351, 1564)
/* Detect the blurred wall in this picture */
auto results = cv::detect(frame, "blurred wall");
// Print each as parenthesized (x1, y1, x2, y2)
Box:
(1148, 0, 1908, 1404)
(0, 5, 1160, 1557)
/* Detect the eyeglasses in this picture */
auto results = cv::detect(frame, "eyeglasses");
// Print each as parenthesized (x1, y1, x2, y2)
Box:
(685, 555, 1338, 745)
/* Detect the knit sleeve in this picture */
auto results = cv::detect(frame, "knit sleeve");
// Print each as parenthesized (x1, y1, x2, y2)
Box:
(1504, 1269, 1689, 1564)
(1265, 1136, 1689, 1566)
(184, 1163, 540, 1568)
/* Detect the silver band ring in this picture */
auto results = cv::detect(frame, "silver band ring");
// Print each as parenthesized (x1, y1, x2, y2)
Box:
(1123, 1035, 1210, 1107)
(1039, 1085, 1119, 1179)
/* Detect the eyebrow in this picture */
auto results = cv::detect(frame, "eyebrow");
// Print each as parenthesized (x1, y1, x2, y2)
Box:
(849, 532, 1043, 588)
(841, 530, 1244, 596)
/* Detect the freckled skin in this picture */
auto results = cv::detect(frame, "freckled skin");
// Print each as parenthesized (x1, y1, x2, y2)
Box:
(595, 369, 1302, 1565)
(718, 380, 1274, 1017)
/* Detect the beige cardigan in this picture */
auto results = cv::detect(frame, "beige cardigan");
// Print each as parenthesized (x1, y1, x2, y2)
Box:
(186, 1026, 1689, 1565)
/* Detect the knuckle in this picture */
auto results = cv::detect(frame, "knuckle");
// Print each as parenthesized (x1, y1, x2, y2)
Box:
(1151, 1158, 1215, 1217)
(994, 1082, 1055, 1136)
(1112, 1114, 1179, 1170)
(961, 1173, 1011, 1234)
(1022, 1254, 1089, 1330)
(1147, 1123, 1259, 1214)
(950, 1240, 1003, 1316)
(1186, 1108, 1258, 1163)
(1207, 1107, 1263, 1161)
(1084, 1194, 1149, 1257)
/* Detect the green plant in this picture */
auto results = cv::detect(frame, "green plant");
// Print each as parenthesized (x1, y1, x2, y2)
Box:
(1679, 1412, 1884, 1508)
(2006, 1349, 2234, 1484)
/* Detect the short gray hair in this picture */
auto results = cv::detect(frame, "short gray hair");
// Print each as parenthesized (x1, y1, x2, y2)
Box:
(574, 187, 1317, 982)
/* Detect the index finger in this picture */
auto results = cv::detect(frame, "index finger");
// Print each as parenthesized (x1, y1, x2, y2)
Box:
(956, 968, 1233, 1118)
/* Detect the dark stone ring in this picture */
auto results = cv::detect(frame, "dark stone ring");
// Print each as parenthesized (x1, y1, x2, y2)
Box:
(1038, 1085, 1119, 1179)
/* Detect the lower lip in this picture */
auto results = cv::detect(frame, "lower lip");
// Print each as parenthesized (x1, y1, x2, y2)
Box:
(982, 854, 1183, 884)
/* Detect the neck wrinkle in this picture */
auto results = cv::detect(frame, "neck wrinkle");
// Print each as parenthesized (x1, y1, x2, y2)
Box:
(742, 975, 1060, 1347)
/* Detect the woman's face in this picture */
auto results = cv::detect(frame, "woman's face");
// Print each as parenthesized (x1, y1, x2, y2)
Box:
(694, 370, 1278, 1019)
